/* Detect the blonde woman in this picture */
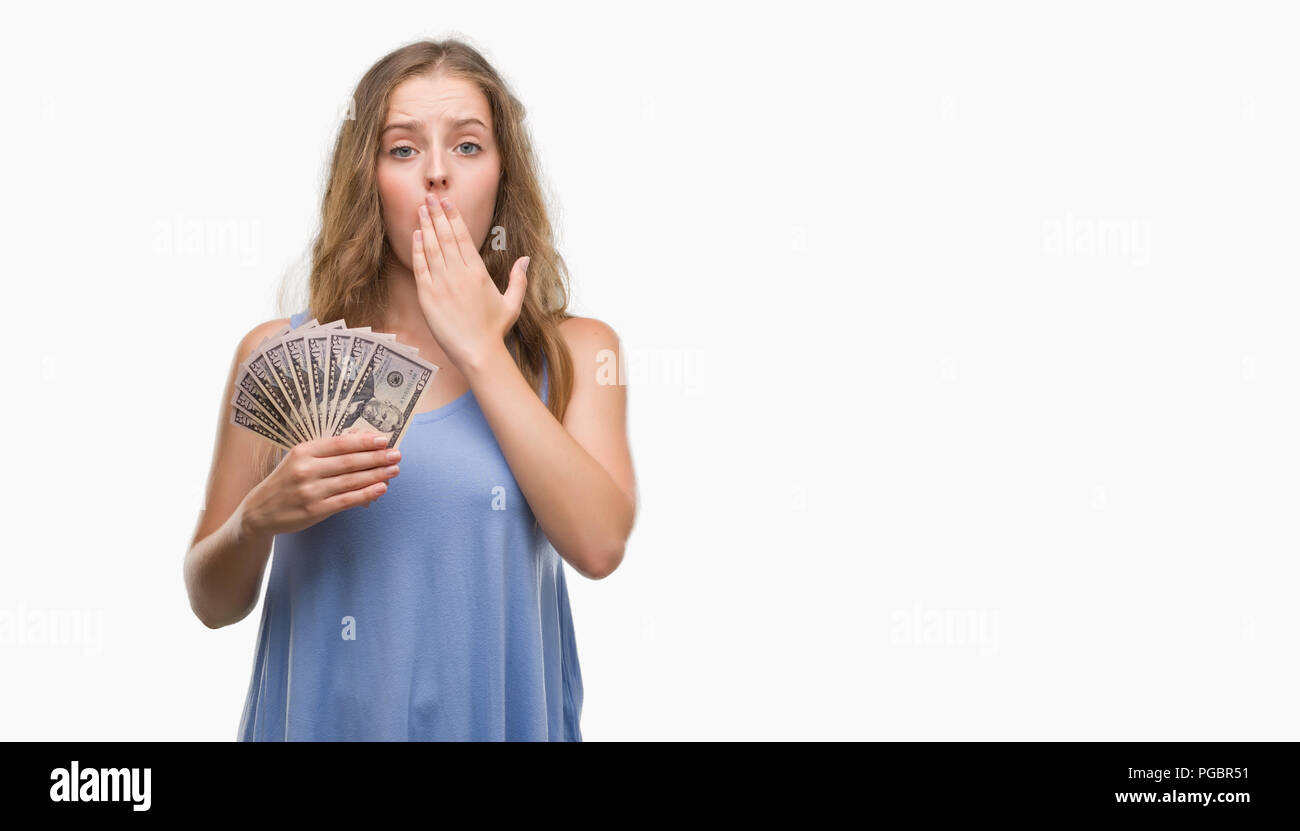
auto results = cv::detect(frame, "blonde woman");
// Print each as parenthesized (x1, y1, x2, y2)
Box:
(184, 39, 637, 741)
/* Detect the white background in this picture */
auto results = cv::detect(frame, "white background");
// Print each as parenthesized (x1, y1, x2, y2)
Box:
(1, 0, 1297, 740)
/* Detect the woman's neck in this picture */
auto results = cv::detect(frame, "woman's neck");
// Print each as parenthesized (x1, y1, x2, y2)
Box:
(376, 266, 452, 368)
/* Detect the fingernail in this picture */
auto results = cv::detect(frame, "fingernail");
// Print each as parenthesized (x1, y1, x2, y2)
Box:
(373, 435, 388, 446)
(522, 256, 531, 275)
(439, 197, 452, 210)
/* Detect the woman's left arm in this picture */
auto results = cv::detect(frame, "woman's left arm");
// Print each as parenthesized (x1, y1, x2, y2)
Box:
(411, 195, 636, 579)
(463, 317, 637, 580)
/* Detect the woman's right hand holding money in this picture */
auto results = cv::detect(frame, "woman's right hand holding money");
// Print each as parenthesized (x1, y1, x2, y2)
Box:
(239, 433, 401, 538)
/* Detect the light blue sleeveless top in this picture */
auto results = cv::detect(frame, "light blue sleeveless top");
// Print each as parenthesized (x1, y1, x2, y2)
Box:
(237, 310, 583, 740)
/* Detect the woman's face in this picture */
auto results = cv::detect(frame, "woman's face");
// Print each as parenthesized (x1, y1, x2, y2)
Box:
(377, 71, 501, 271)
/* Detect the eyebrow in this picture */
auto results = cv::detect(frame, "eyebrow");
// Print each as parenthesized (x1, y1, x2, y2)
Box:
(380, 116, 489, 135)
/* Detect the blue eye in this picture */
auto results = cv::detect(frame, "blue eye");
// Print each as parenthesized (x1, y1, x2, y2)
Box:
(388, 143, 481, 159)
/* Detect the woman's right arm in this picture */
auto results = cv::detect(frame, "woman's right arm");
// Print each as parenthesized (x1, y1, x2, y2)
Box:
(183, 319, 292, 629)
(185, 495, 276, 630)
(183, 319, 403, 629)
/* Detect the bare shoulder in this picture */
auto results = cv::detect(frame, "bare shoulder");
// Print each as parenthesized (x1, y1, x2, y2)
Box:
(557, 315, 621, 361)
(237, 317, 293, 362)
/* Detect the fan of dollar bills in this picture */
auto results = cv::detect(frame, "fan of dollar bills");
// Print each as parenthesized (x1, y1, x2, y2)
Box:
(229, 317, 439, 451)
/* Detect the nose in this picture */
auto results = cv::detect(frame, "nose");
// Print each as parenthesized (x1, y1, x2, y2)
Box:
(424, 154, 448, 192)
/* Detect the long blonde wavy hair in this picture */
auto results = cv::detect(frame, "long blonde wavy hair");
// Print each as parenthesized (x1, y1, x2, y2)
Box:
(255, 38, 575, 479)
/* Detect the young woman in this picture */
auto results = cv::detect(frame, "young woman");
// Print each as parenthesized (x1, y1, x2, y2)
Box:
(183, 39, 638, 741)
